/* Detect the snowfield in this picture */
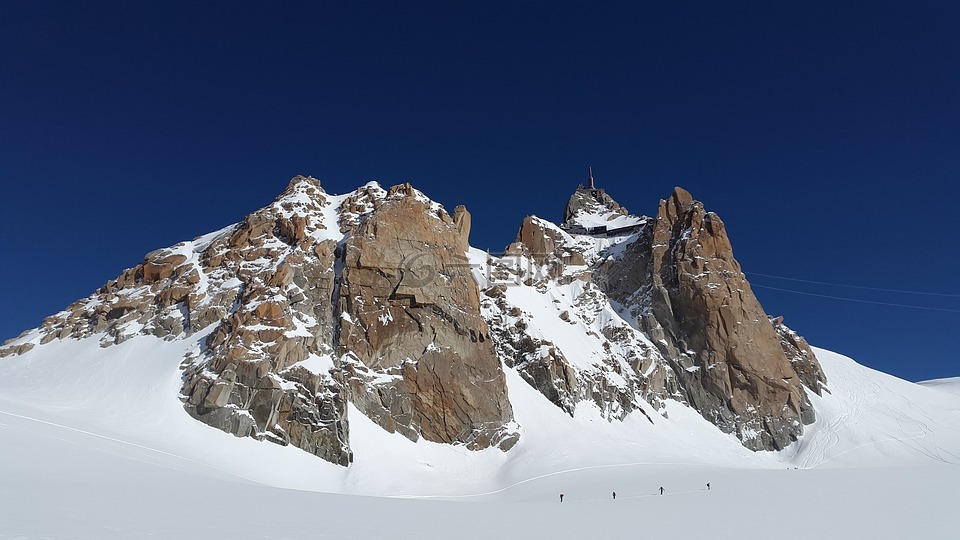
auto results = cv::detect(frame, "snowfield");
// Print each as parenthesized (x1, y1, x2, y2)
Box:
(919, 377, 960, 397)
(1, 332, 958, 538)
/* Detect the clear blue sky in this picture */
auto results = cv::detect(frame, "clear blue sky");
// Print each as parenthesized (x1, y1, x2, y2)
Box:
(1, 1, 957, 381)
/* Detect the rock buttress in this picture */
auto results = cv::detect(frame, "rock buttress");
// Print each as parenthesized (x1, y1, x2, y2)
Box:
(337, 185, 518, 450)
(603, 187, 818, 450)
(179, 176, 352, 465)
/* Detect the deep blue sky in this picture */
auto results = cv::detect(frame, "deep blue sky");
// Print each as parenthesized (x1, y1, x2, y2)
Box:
(2, 1, 958, 381)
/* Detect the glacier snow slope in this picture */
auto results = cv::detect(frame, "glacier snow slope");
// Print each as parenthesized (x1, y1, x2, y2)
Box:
(0, 326, 958, 538)
(919, 377, 960, 397)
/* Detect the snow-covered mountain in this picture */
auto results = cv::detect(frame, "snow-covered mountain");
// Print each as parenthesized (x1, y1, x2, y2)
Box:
(1, 177, 958, 534)
(2, 176, 819, 458)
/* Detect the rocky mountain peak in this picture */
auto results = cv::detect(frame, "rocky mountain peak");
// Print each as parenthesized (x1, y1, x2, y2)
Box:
(660, 186, 694, 223)
(563, 185, 629, 225)
(387, 181, 415, 198)
(281, 174, 325, 197)
(598, 185, 824, 450)
(337, 191, 516, 450)
(2, 175, 827, 462)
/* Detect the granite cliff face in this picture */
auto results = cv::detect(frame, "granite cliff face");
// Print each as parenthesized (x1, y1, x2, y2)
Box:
(178, 178, 350, 464)
(1, 177, 517, 465)
(337, 183, 516, 450)
(1, 175, 826, 460)
(594, 187, 823, 449)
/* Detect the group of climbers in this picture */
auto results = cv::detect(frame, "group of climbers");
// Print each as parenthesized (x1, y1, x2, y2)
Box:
(559, 483, 710, 502)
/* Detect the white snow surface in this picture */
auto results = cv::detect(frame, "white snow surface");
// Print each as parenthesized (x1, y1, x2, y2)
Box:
(919, 376, 960, 397)
(1, 331, 958, 538)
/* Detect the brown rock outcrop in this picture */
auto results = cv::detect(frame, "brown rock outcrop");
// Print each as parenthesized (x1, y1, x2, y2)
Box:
(599, 187, 819, 450)
(1, 176, 354, 465)
(510, 216, 560, 265)
(452, 205, 471, 250)
(179, 177, 352, 465)
(337, 188, 517, 450)
(563, 186, 628, 224)
(771, 316, 827, 395)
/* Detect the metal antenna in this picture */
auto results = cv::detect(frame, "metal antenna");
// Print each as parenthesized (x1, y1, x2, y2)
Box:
(588, 166, 595, 189)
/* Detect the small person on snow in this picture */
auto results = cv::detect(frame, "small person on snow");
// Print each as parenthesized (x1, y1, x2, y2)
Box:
(613, 491, 616, 500)
(659, 486, 664, 495)
(560, 493, 564, 502)
(707, 482, 710, 490)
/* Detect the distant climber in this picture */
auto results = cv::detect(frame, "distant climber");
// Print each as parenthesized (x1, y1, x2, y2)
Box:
(560, 493, 564, 502)
(613, 491, 616, 500)
(707, 483, 710, 490)
(659, 486, 664, 495)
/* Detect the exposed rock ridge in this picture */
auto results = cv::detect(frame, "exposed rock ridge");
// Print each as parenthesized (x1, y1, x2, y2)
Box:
(1, 176, 517, 464)
(479, 212, 674, 423)
(598, 187, 822, 450)
(337, 190, 517, 450)
(172, 175, 355, 464)
(1, 175, 828, 459)
(564, 186, 629, 224)
(491, 185, 827, 451)
(480, 275, 669, 423)
(771, 316, 828, 395)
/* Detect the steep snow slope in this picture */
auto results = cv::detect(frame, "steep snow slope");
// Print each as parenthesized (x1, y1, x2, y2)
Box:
(788, 349, 960, 469)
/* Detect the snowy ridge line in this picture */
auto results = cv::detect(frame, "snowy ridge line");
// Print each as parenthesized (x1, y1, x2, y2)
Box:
(918, 378, 960, 397)
(392, 461, 749, 500)
(0, 409, 258, 484)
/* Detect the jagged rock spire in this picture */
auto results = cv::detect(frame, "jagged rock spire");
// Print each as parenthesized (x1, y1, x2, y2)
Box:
(562, 180, 629, 225)
(597, 186, 824, 450)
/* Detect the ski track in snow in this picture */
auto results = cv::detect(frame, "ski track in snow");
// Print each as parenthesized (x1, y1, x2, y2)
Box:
(872, 384, 960, 465)
(0, 409, 258, 483)
(797, 369, 882, 469)
(791, 350, 960, 469)
(394, 460, 733, 500)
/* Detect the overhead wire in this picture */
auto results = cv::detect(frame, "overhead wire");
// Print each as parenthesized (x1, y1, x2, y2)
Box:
(746, 271, 960, 298)
(750, 283, 960, 313)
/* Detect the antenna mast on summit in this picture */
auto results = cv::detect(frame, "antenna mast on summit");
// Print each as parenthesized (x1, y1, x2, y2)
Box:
(588, 166, 595, 189)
